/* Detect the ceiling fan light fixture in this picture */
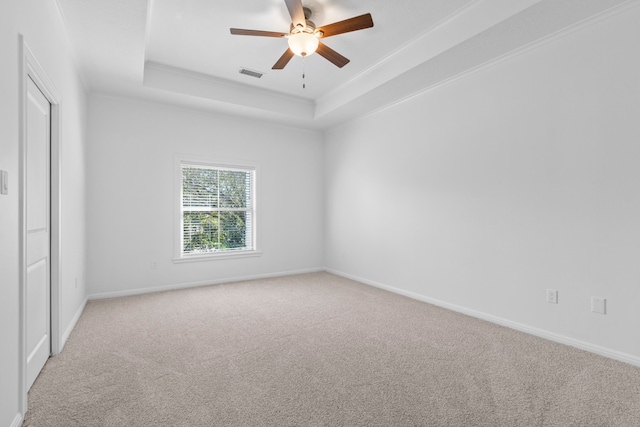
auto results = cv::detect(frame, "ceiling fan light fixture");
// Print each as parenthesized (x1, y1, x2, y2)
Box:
(230, 1, 374, 70)
(287, 31, 319, 57)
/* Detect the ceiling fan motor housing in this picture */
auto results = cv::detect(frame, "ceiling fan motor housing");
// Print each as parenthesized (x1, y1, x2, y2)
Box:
(290, 19, 316, 33)
(291, 7, 324, 37)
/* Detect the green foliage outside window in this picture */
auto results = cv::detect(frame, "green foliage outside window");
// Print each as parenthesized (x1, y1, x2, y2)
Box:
(182, 166, 253, 254)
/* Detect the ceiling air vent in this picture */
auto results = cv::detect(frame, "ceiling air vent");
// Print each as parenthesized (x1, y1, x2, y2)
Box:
(239, 68, 264, 78)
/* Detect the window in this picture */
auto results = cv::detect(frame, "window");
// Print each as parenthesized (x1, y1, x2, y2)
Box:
(175, 157, 258, 261)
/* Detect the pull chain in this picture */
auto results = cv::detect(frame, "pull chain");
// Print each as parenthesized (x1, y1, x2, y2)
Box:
(302, 57, 306, 89)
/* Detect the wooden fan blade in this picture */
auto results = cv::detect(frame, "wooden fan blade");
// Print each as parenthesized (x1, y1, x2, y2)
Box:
(273, 49, 295, 69)
(316, 42, 350, 68)
(285, 0, 306, 29)
(316, 13, 374, 38)
(230, 28, 287, 37)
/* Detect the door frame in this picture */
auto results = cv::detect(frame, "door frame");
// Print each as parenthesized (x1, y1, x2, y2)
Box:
(19, 36, 62, 414)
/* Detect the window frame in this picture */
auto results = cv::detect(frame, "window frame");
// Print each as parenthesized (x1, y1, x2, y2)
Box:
(173, 155, 261, 263)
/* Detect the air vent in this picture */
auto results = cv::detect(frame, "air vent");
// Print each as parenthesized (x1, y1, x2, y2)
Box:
(239, 68, 264, 78)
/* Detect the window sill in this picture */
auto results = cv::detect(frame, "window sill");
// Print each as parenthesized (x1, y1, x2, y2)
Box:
(173, 250, 262, 263)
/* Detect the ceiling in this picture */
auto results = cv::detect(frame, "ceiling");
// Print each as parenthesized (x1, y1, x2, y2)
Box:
(55, 0, 632, 130)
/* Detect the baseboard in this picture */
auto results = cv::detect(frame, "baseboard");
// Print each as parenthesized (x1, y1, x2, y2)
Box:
(88, 267, 325, 300)
(11, 413, 23, 427)
(326, 268, 640, 368)
(58, 296, 88, 354)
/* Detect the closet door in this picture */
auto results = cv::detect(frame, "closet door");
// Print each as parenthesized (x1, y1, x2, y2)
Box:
(25, 76, 51, 391)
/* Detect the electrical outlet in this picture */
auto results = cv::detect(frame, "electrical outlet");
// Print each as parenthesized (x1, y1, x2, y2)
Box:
(591, 297, 606, 314)
(546, 289, 558, 304)
(151, 261, 158, 269)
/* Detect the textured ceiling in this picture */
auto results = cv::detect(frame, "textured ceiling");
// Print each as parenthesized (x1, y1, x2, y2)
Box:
(55, 0, 635, 130)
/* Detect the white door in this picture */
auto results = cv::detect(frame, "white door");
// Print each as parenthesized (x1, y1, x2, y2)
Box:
(25, 76, 51, 391)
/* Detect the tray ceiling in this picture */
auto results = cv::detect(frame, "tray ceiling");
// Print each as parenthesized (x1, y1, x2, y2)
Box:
(55, 0, 633, 130)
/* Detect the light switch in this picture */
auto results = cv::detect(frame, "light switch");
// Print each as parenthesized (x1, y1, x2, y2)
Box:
(0, 170, 7, 195)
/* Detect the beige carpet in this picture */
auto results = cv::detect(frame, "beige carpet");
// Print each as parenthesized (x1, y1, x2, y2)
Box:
(24, 272, 640, 426)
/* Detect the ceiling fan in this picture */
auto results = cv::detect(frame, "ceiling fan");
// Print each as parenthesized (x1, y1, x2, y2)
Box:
(230, 0, 374, 70)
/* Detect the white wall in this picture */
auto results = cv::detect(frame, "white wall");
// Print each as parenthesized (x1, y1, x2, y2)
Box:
(0, 0, 88, 425)
(1, 4, 637, 426)
(324, 6, 640, 361)
(86, 95, 324, 297)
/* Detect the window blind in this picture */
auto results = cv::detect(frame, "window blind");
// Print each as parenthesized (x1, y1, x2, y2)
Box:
(181, 164, 254, 255)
